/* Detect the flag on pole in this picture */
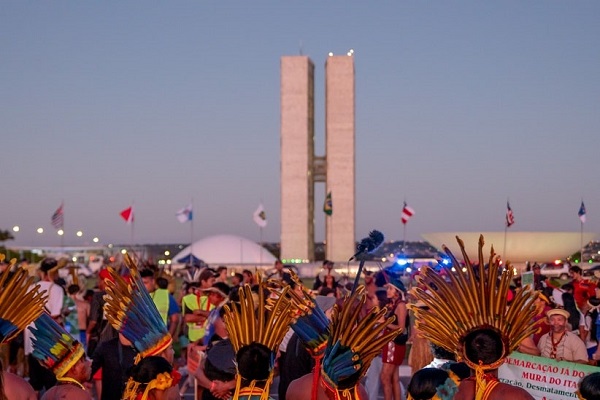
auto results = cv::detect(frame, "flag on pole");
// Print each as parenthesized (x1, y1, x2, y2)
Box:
(51, 203, 64, 229)
(401, 202, 414, 225)
(578, 201, 586, 223)
(120, 206, 134, 224)
(323, 192, 333, 216)
(176, 204, 193, 223)
(253, 204, 267, 228)
(506, 202, 515, 227)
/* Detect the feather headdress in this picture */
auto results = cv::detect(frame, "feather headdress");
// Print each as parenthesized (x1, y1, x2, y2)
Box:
(321, 286, 401, 400)
(409, 235, 539, 398)
(0, 256, 47, 343)
(103, 253, 171, 363)
(222, 278, 296, 400)
(29, 313, 85, 380)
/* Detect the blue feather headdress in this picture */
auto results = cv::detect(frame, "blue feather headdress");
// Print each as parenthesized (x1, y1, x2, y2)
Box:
(29, 313, 85, 379)
(0, 257, 47, 343)
(103, 254, 171, 363)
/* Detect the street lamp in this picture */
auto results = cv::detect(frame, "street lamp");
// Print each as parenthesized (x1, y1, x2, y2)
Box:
(37, 228, 44, 234)
(12, 226, 19, 233)
(92, 237, 99, 243)
(76, 231, 83, 237)
(57, 229, 64, 236)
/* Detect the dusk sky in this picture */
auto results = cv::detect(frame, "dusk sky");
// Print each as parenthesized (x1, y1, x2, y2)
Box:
(2, 2, 599, 248)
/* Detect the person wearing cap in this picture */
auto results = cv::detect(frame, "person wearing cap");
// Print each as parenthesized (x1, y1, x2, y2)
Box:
(29, 313, 93, 400)
(537, 308, 588, 363)
(381, 277, 408, 400)
(24, 258, 65, 395)
(140, 269, 181, 339)
(182, 269, 218, 344)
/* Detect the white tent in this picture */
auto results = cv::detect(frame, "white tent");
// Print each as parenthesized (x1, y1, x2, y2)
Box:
(171, 234, 276, 269)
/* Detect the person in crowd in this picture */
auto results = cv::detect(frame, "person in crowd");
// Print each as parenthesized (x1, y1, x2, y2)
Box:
(91, 333, 137, 400)
(317, 286, 400, 400)
(140, 269, 181, 339)
(532, 292, 552, 345)
(279, 295, 336, 399)
(380, 277, 408, 400)
(313, 260, 339, 291)
(406, 368, 458, 400)
(0, 260, 47, 400)
(570, 266, 598, 310)
(29, 313, 93, 400)
(66, 284, 91, 349)
(538, 308, 588, 363)
(24, 258, 64, 395)
(182, 269, 218, 344)
(411, 236, 539, 400)
(578, 372, 600, 400)
(532, 263, 549, 293)
(103, 255, 178, 366)
(267, 259, 292, 284)
(408, 301, 433, 373)
(318, 274, 341, 298)
(222, 279, 295, 399)
(87, 268, 117, 356)
(423, 344, 457, 370)
(242, 269, 254, 285)
(123, 356, 181, 400)
(231, 272, 243, 287)
(581, 298, 599, 359)
(215, 266, 228, 285)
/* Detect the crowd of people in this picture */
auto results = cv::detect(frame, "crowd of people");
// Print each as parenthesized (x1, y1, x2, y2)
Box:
(0, 238, 600, 400)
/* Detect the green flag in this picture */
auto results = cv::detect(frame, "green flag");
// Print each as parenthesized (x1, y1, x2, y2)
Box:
(323, 192, 332, 216)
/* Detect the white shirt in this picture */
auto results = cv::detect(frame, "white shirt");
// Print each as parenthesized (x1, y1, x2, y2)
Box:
(24, 281, 64, 355)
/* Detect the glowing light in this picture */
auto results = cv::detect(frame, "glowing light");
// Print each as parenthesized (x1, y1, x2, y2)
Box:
(396, 258, 408, 266)
(57, 230, 64, 236)
(406, 267, 412, 273)
(164, 250, 170, 256)
(121, 249, 127, 254)
(37, 228, 44, 234)
(93, 237, 99, 243)
(12, 226, 19, 232)
(328, 52, 333, 56)
(76, 231, 83, 237)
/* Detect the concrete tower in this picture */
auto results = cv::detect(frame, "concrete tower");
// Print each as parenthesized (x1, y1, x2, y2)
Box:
(280, 54, 355, 263)
(280, 56, 315, 262)
(325, 55, 355, 262)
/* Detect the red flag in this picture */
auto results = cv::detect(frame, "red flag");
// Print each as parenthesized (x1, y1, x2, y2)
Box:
(120, 206, 134, 224)
(401, 202, 414, 225)
(51, 203, 64, 229)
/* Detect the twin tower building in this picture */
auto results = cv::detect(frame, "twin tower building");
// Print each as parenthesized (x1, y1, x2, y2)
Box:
(280, 54, 355, 263)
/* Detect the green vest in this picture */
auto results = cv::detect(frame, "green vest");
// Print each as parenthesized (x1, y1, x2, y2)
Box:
(152, 288, 170, 325)
(182, 293, 213, 342)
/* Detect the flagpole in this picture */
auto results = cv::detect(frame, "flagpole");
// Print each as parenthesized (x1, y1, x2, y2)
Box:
(259, 226, 263, 268)
(503, 225, 508, 262)
(60, 200, 65, 248)
(190, 197, 194, 249)
(580, 220, 584, 265)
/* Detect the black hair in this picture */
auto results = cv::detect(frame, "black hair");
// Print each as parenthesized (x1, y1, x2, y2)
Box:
(589, 298, 600, 342)
(570, 266, 583, 275)
(233, 272, 243, 282)
(156, 277, 169, 289)
(464, 329, 503, 366)
(562, 292, 580, 329)
(128, 355, 172, 386)
(407, 368, 449, 400)
(67, 284, 80, 295)
(580, 372, 600, 400)
(236, 343, 272, 383)
(212, 282, 230, 297)
(216, 266, 227, 273)
(429, 343, 456, 361)
(229, 287, 240, 302)
(242, 269, 252, 276)
(139, 269, 155, 279)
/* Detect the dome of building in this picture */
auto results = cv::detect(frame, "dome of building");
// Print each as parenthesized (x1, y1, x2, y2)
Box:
(421, 231, 598, 264)
(171, 234, 277, 267)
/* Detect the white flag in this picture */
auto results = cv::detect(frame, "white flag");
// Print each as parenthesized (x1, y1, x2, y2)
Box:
(176, 204, 193, 223)
(253, 204, 267, 228)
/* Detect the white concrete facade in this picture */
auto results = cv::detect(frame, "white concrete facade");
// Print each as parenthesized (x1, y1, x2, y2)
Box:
(280, 56, 315, 261)
(325, 56, 355, 262)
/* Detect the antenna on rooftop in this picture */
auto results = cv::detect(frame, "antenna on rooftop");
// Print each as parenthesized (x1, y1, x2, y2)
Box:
(299, 40, 304, 55)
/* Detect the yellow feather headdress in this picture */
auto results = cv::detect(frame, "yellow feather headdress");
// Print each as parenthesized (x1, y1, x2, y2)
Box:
(0, 256, 47, 343)
(321, 286, 401, 400)
(222, 278, 297, 400)
(409, 235, 538, 372)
